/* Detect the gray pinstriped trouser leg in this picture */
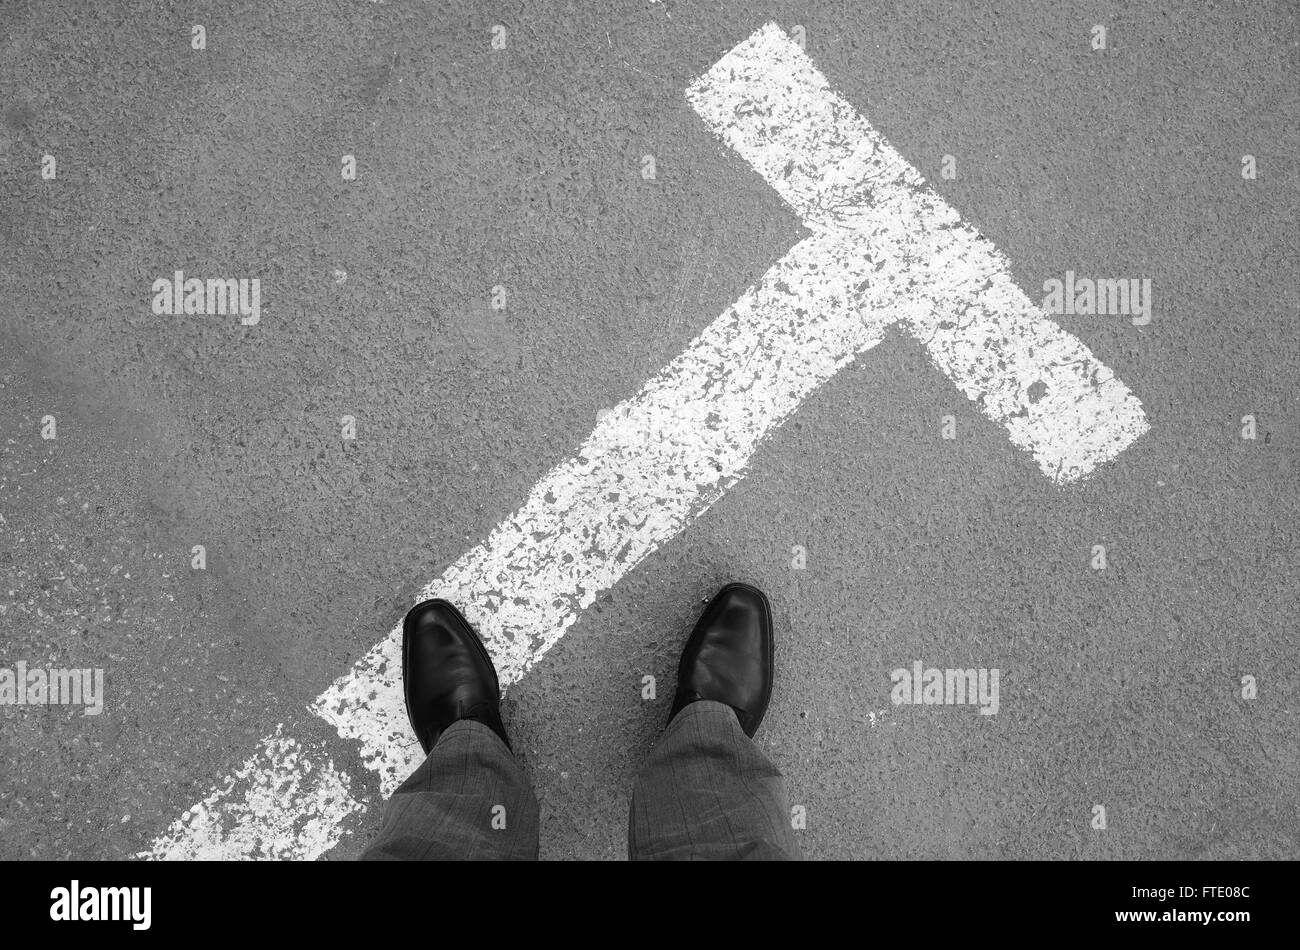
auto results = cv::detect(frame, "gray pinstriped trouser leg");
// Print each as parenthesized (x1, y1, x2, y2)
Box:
(360, 700, 801, 860)
(628, 700, 801, 860)
(360, 720, 540, 861)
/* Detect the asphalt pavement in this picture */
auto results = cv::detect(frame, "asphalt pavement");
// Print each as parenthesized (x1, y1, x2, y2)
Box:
(1, 0, 1296, 859)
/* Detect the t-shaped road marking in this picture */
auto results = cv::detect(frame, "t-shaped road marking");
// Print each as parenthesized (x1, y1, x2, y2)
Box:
(144, 23, 1148, 859)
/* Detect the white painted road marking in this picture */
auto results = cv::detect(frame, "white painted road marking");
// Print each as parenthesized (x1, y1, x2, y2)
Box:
(143, 733, 365, 861)
(143, 23, 1147, 859)
(689, 24, 1149, 482)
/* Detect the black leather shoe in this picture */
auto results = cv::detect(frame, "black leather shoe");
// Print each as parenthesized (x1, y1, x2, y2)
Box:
(668, 583, 774, 738)
(402, 599, 510, 753)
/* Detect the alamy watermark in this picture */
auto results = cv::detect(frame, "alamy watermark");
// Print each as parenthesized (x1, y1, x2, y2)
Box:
(0, 663, 104, 715)
(890, 660, 999, 715)
(1042, 271, 1152, 326)
(151, 271, 260, 325)
(50, 881, 150, 930)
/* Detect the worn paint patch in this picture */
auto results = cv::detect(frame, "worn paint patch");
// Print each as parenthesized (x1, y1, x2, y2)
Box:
(140, 732, 363, 860)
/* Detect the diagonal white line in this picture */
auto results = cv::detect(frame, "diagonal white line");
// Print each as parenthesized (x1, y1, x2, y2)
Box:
(143, 22, 1147, 859)
(140, 733, 366, 861)
(311, 228, 902, 797)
